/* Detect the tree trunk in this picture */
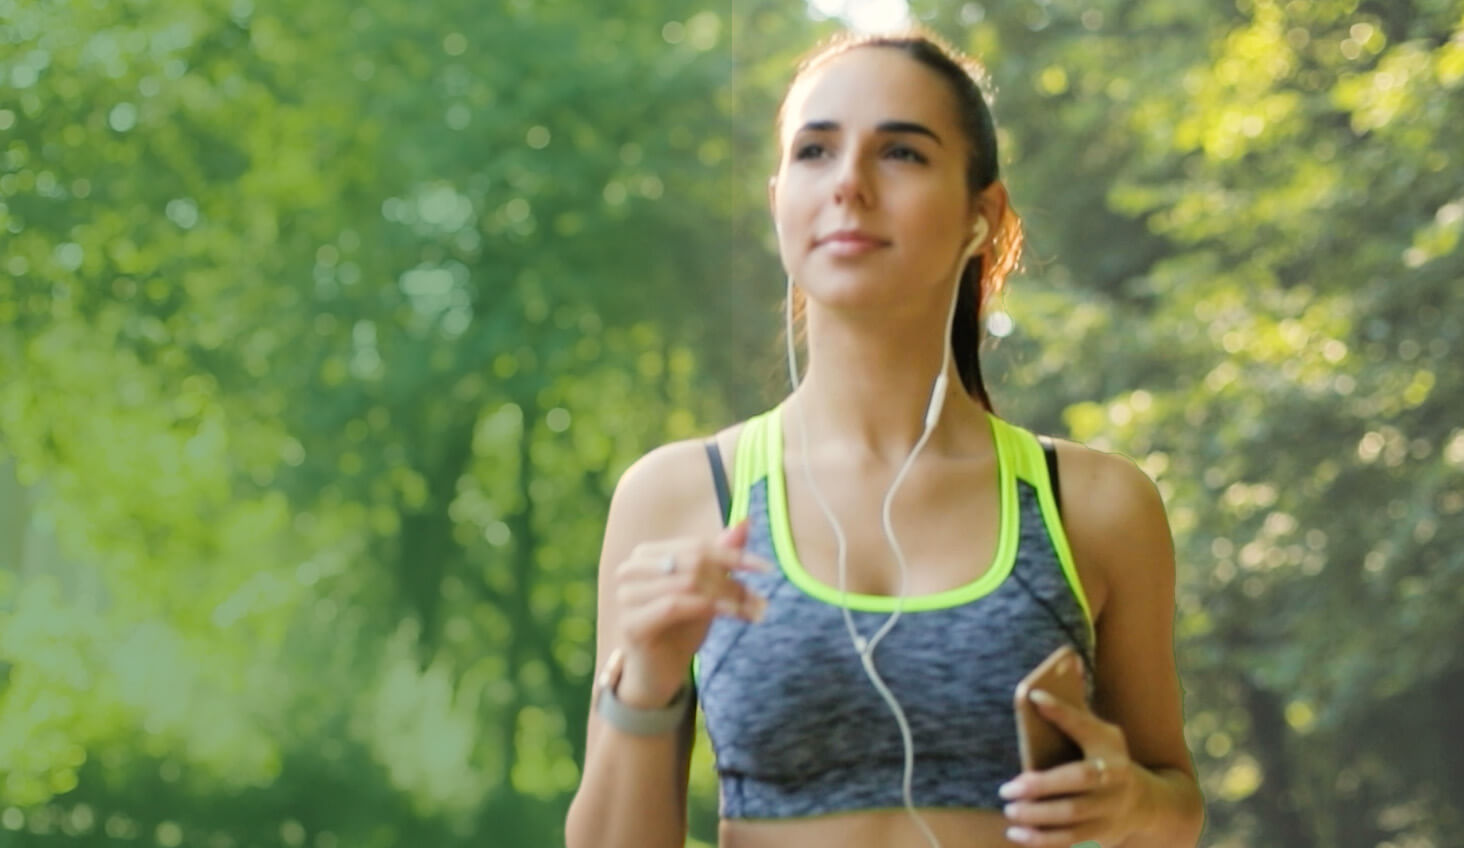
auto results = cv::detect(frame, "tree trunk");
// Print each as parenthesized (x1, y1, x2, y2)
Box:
(1243, 682, 1317, 846)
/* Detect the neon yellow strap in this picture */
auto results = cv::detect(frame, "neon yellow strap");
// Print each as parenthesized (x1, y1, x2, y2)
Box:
(990, 418, 1095, 640)
(759, 404, 1018, 612)
(698, 413, 768, 688)
(727, 411, 768, 525)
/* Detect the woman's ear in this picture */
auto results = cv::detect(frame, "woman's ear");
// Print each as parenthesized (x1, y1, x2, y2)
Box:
(972, 180, 1009, 225)
(968, 180, 1008, 247)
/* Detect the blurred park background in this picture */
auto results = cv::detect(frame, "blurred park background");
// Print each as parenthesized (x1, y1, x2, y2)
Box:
(1, 0, 1461, 845)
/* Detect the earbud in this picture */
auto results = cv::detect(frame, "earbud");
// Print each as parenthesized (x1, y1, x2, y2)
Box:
(925, 219, 989, 429)
(966, 217, 990, 258)
(925, 375, 948, 430)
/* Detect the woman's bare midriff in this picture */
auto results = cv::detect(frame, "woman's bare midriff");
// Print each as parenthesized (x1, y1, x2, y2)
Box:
(720, 807, 1022, 848)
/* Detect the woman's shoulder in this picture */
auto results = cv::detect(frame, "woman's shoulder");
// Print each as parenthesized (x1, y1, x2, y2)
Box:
(609, 420, 751, 535)
(1042, 437, 1164, 526)
(1043, 436, 1174, 603)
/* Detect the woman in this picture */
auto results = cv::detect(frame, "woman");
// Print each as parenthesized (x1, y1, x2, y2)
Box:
(566, 27, 1204, 848)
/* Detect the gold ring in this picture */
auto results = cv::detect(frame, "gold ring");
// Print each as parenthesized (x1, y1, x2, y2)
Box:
(1092, 756, 1109, 785)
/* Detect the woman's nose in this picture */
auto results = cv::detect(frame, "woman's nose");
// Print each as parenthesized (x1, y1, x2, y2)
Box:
(832, 154, 874, 207)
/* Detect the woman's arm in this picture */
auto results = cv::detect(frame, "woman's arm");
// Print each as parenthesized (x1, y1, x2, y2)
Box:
(1061, 444, 1205, 847)
(1000, 443, 1205, 847)
(564, 440, 713, 848)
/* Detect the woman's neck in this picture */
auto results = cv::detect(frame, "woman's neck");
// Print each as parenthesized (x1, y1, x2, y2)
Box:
(784, 322, 991, 466)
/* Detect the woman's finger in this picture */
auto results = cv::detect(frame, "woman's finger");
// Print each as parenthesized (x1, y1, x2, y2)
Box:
(1001, 754, 1131, 801)
(1027, 689, 1111, 749)
(620, 592, 718, 641)
(617, 565, 766, 623)
(717, 516, 750, 548)
(1002, 792, 1103, 828)
(672, 546, 777, 576)
(627, 546, 774, 581)
(626, 554, 768, 606)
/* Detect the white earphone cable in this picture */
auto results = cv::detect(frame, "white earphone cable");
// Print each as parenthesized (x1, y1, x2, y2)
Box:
(783, 224, 986, 848)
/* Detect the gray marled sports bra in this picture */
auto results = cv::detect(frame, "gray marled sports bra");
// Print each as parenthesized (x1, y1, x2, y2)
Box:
(692, 403, 1096, 820)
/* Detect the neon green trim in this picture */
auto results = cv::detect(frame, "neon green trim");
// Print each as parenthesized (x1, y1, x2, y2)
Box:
(728, 413, 766, 525)
(992, 419, 1096, 643)
(702, 414, 768, 687)
(763, 402, 1018, 612)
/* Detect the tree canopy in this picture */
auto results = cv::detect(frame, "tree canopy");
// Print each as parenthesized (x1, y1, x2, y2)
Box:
(1, 0, 1459, 845)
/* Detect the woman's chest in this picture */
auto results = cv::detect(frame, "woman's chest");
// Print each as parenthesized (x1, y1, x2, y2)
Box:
(696, 584, 1084, 774)
(779, 465, 1004, 597)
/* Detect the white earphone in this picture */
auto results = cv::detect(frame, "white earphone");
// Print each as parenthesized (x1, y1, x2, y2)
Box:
(783, 218, 989, 848)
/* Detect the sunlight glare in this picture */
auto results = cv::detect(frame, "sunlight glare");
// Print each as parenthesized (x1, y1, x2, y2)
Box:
(807, 0, 913, 33)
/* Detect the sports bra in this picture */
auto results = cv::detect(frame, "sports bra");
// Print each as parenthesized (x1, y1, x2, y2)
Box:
(692, 403, 1096, 820)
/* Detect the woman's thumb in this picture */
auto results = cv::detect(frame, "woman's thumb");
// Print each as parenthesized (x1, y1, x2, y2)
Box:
(717, 517, 750, 548)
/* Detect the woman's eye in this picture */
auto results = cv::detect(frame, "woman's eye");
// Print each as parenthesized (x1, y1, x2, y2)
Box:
(791, 143, 925, 163)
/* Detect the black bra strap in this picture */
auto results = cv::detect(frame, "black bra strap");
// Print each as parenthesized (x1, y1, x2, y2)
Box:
(1037, 435, 1063, 521)
(704, 440, 732, 527)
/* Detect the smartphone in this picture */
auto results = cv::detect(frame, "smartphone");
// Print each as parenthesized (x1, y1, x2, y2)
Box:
(1013, 644, 1087, 772)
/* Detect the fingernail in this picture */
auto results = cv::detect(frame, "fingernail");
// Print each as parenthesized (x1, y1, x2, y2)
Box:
(998, 780, 1021, 799)
(1006, 827, 1033, 843)
(1002, 803, 1018, 819)
(1029, 689, 1056, 706)
(715, 599, 740, 617)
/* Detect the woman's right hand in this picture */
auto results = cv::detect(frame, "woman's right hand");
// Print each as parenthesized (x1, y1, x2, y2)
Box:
(610, 518, 773, 708)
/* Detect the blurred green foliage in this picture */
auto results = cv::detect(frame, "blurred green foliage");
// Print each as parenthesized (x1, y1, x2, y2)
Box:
(1, 0, 1460, 845)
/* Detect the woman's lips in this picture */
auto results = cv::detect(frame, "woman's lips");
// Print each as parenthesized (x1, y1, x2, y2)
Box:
(817, 231, 890, 256)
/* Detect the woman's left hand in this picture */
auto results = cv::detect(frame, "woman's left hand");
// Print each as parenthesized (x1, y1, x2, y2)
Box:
(997, 689, 1151, 847)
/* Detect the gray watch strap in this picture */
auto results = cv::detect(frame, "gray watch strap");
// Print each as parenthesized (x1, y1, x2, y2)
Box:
(596, 680, 691, 736)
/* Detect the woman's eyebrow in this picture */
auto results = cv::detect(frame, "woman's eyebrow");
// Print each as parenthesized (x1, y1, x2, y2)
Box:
(795, 119, 944, 146)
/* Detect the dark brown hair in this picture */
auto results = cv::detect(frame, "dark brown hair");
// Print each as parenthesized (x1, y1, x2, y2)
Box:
(775, 27, 1024, 412)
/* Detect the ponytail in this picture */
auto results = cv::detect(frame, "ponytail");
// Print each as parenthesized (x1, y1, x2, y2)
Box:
(953, 191, 1023, 412)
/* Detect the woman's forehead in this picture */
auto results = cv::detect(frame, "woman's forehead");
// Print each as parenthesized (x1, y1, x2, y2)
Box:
(782, 47, 956, 141)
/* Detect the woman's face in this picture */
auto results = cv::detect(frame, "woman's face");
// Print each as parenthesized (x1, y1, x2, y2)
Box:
(771, 47, 977, 315)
